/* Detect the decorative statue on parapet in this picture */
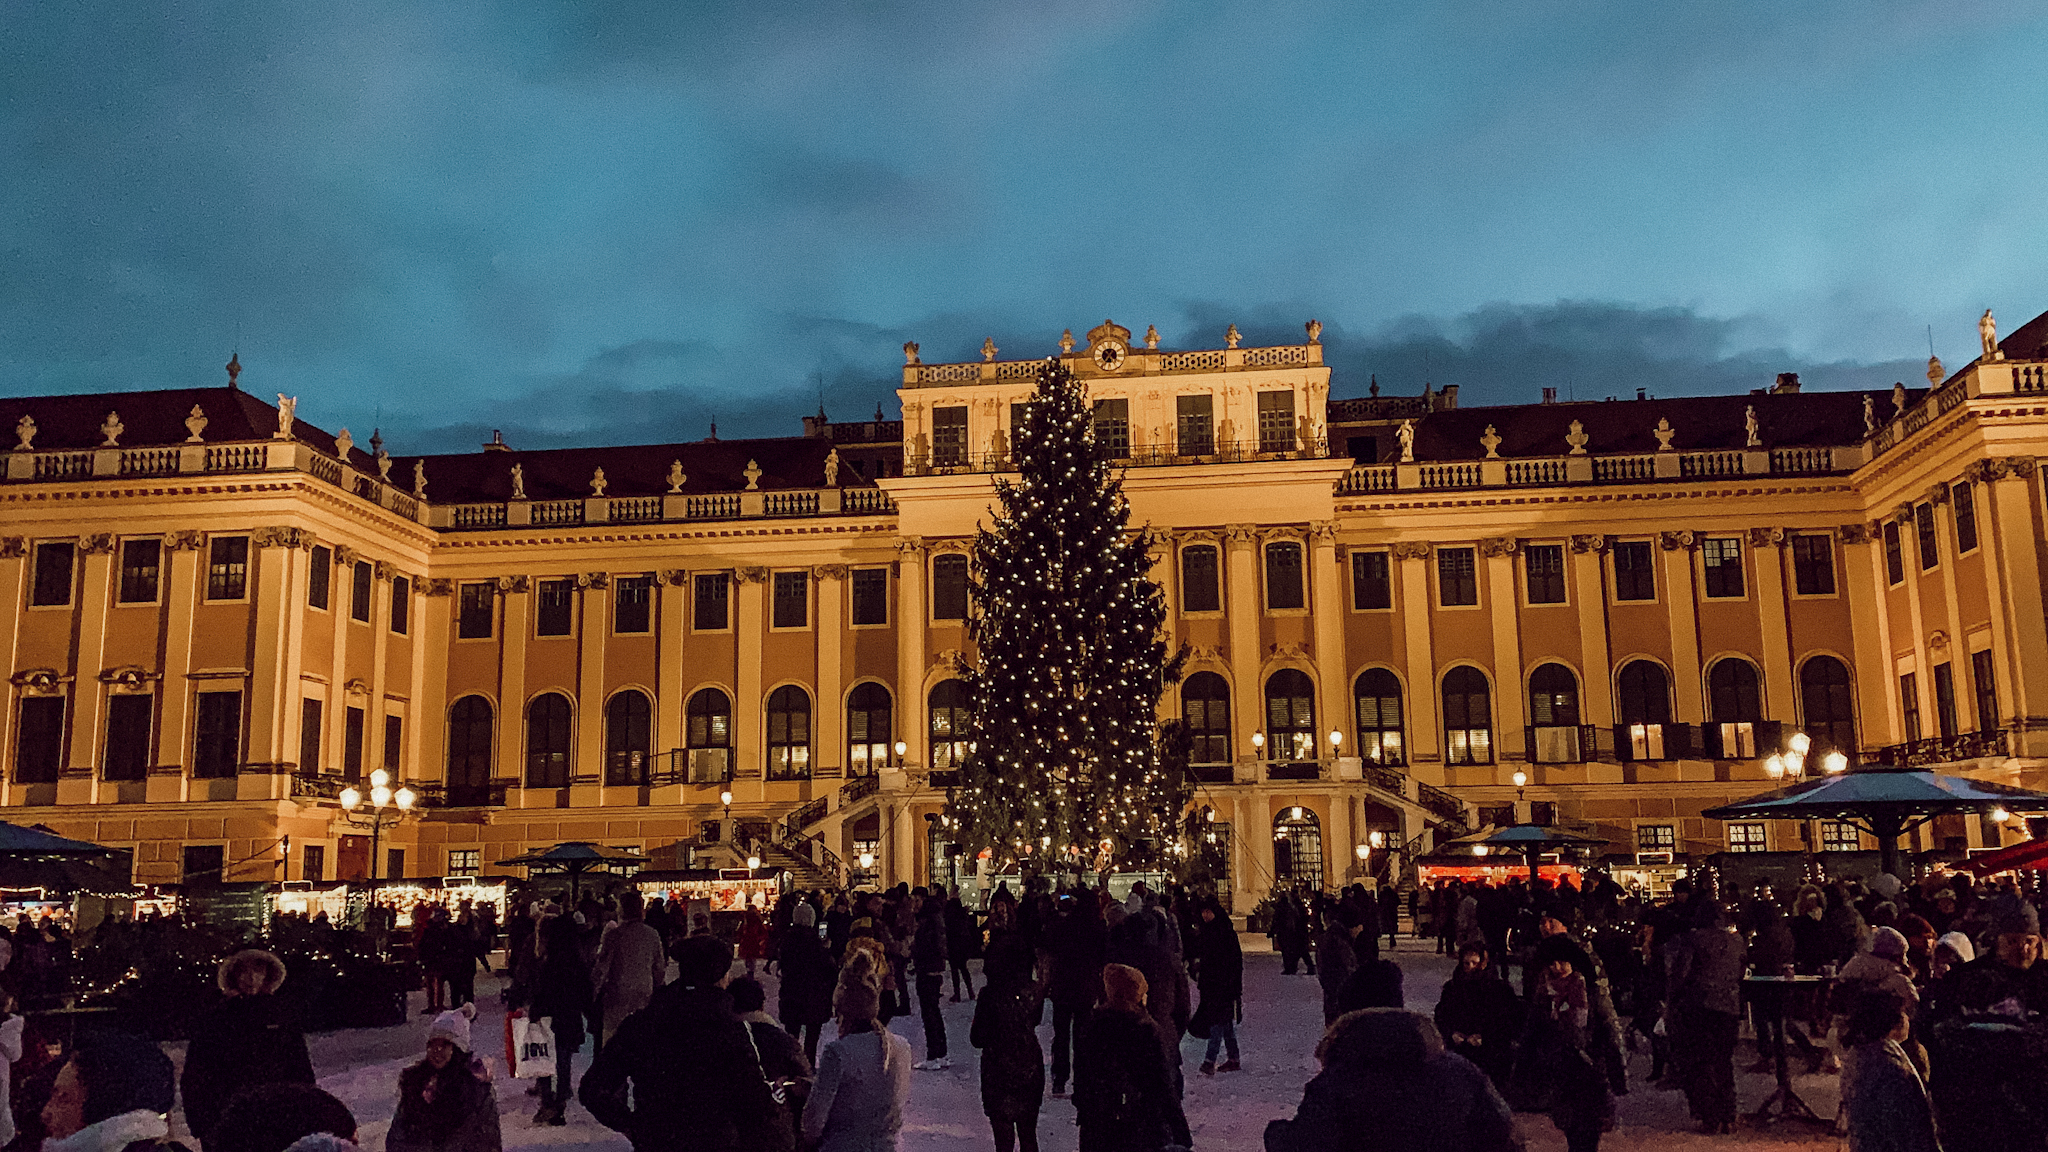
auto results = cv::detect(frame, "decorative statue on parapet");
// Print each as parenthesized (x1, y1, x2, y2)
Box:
(412, 459, 427, 499)
(274, 395, 297, 440)
(1863, 396, 1876, 438)
(824, 448, 840, 487)
(904, 342, 920, 366)
(1744, 405, 1761, 448)
(1982, 310, 2003, 360)
(510, 463, 526, 500)
(1396, 419, 1416, 463)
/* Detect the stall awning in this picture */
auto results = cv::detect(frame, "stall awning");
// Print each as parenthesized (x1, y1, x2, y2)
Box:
(1958, 837, 2048, 876)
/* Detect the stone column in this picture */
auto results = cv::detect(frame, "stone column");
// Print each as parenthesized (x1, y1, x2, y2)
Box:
(1749, 530, 1795, 726)
(895, 542, 927, 768)
(496, 578, 529, 795)
(63, 535, 118, 799)
(1987, 461, 2048, 752)
(1891, 506, 1932, 739)
(815, 566, 846, 779)
(1223, 526, 1262, 781)
(574, 572, 610, 805)
(735, 567, 767, 798)
(1308, 523, 1347, 752)
(0, 541, 25, 806)
(366, 560, 394, 778)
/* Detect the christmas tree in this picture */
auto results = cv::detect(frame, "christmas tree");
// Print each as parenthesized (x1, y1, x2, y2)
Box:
(951, 358, 1181, 876)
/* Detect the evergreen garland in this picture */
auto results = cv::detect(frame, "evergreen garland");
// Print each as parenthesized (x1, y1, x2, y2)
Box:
(950, 358, 1181, 875)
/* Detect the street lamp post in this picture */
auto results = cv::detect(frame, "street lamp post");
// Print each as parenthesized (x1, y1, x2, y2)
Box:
(339, 769, 416, 881)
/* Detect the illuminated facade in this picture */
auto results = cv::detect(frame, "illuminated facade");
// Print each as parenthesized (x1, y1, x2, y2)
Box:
(6, 311, 2048, 910)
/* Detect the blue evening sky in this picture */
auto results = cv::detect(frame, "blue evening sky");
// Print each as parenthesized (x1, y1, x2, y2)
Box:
(3, 1, 2043, 451)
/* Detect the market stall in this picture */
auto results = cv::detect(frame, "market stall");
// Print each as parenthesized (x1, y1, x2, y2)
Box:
(634, 869, 781, 912)
(341, 877, 510, 927)
(496, 842, 647, 901)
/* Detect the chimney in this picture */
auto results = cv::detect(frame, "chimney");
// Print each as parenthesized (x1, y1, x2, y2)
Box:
(1541, 387, 1557, 405)
(1438, 384, 1459, 409)
(1772, 372, 1801, 394)
(482, 430, 510, 453)
(1636, 388, 1647, 401)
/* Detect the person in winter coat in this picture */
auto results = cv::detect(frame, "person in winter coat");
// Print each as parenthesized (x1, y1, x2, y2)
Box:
(1838, 995, 1939, 1152)
(1664, 900, 1746, 1135)
(803, 949, 912, 1152)
(1105, 905, 1191, 1094)
(970, 941, 1045, 1152)
(944, 894, 979, 1002)
(387, 1005, 502, 1152)
(0, 987, 25, 1148)
(1835, 926, 1920, 1035)
(1073, 964, 1190, 1152)
(1336, 952, 1405, 1014)
(911, 896, 950, 1070)
(1191, 901, 1243, 1075)
(40, 1031, 186, 1152)
(778, 903, 837, 1065)
(1314, 906, 1359, 1027)
(529, 911, 595, 1125)
(1533, 917, 1628, 1097)
(580, 935, 791, 1152)
(1043, 893, 1107, 1098)
(207, 1084, 358, 1152)
(1272, 893, 1314, 975)
(1433, 944, 1521, 1089)
(1265, 1008, 1518, 1152)
(1511, 936, 1613, 1152)
(180, 949, 317, 1145)
(592, 891, 668, 1049)
(729, 977, 812, 1145)
(738, 907, 771, 980)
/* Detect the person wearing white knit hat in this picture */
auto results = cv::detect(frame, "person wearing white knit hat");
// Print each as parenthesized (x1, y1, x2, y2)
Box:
(388, 1004, 502, 1152)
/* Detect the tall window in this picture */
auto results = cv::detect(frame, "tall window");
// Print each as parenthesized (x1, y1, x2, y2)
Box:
(1612, 541, 1655, 601)
(308, 545, 331, 609)
(349, 560, 373, 621)
(931, 406, 969, 467)
(1701, 538, 1744, 598)
(537, 579, 574, 636)
(693, 573, 729, 630)
(445, 696, 494, 805)
(1914, 503, 1939, 570)
(1176, 394, 1214, 455)
(457, 583, 494, 639)
(1799, 656, 1856, 754)
(343, 706, 365, 781)
(305, 845, 328, 881)
(850, 568, 889, 625)
(1181, 546, 1220, 613)
(771, 571, 808, 629)
(1183, 672, 1231, 765)
(194, 691, 242, 778)
(1442, 667, 1493, 765)
(103, 695, 151, 782)
(1352, 669, 1404, 766)
(931, 555, 969, 620)
(525, 693, 573, 788)
(390, 576, 409, 633)
(1972, 649, 1999, 733)
(1256, 390, 1296, 453)
(1618, 660, 1672, 761)
(300, 699, 323, 775)
(1953, 482, 1979, 553)
(1525, 545, 1566, 604)
(686, 689, 732, 782)
(1791, 535, 1835, 595)
(208, 537, 249, 601)
(1882, 521, 1905, 585)
(118, 540, 160, 603)
(1273, 808, 1322, 888)
(1265, 543, 1305, 610)
(1351, 551, 1391, 610)
(1091, 398, 1130, 458)
(1438, 547, 1478, 606)
(13, 697, 63, 783)
(766, 685, 812, 780)
(1932, 662, 1958, 738)
(1708, 657, 1762, 757)
(1899, 672, 1921, 743)
(31, 542, 73, 607)
(1528, 663, 1583, 762)
(929, 680, 972, 769)
(606, 691, 652, 785)
(1263, 669, 1316, 761)
(383, 715, 402, 771)
(847, 683, 892, 776)
(614, 576, 652, 634)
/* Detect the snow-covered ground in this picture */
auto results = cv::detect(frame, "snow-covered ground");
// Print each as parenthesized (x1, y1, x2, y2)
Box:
(211, 938, 1844, 1151)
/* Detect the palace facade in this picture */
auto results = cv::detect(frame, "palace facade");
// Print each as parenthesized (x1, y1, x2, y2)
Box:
(6, 311, 2048, 912)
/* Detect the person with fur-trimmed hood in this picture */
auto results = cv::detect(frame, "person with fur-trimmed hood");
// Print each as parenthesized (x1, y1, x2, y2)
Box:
(180, 949, 316, 1145)
(41, 1031, 191, 1152)
(387, 1004, 501, 1152)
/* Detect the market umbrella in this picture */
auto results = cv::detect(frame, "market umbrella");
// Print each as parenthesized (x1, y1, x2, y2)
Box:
(0, 823, 115, 859)
(1443, 823, 1609, 885)
(1702, 765, 2048, 878)
(494, 842, 648, 901)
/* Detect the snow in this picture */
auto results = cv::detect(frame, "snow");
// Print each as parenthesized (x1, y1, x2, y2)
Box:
(212, 937, 1849, 1151)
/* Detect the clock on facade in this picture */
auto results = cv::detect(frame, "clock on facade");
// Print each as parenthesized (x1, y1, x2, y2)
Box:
(1093, 340, 1128, 372)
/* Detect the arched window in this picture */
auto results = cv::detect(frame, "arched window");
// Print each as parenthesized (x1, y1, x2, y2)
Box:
(446, 696, 493, 805)
(604, 691, 651, 786)
(766, 685, 812, 780)
(1617, 661, 1672, 761)
(525, 693, 572, 788)
(1528, 663, 1583, 763)
(1708, 658, 1763, 758)
(1273, 807, 1323, 888)
(929, 680, 971, 769)
(1442, 667, 1493, 765)
(847, 683, 892, 777)
(1800, 656, 1856, 755)
(1353, 669, 1405, 766)
(1183, 672, 1231, 766)
(1263, 669, 1316, 761)
(685, 688, 732, 783)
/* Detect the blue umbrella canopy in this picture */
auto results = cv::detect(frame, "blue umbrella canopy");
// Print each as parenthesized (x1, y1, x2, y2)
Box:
(0, 821, 113, 859)
(494, 841, 648, 871)
(1701, 766, 2048, 823)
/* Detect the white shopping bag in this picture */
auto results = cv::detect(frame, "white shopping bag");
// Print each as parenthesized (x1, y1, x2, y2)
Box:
(513, 1014, 556, 1079)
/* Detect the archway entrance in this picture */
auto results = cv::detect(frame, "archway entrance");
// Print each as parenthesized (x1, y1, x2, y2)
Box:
(1273, 807, 1323, 890)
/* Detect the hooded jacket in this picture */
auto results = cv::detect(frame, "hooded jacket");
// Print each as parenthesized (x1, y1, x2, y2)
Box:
(579, 983, 789, 1152)
(1265, 1009, 1521, 1152)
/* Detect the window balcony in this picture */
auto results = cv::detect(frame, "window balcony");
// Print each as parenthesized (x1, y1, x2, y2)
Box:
(1867, 729, 2008, 766)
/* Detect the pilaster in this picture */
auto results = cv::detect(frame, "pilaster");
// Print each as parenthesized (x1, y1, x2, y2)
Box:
(151, 535, 204, 802)
(63, 538, 117, 798)
(815, 566, 846, 776)
(1223, 527, 1261, 782)
(1749, 531, 1794, 725)
(1989, 467, 2048, 749)
(496, 579, 528, 792)
(1308, 524, 1347, 747)
(659, 572, 687, 758)
(1393, 544, 1440, 782)
(735, 567, 766, 797)
(1483, 545, 1524, 768)
(0, 543, 23, 806)
(1661, 536, 1704, 722)
(895, 542, 927, 768)
(576, 573, 609, 797)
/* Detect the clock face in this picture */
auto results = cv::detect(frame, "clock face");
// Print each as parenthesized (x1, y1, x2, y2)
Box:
(1093, 341, 1128, 372)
